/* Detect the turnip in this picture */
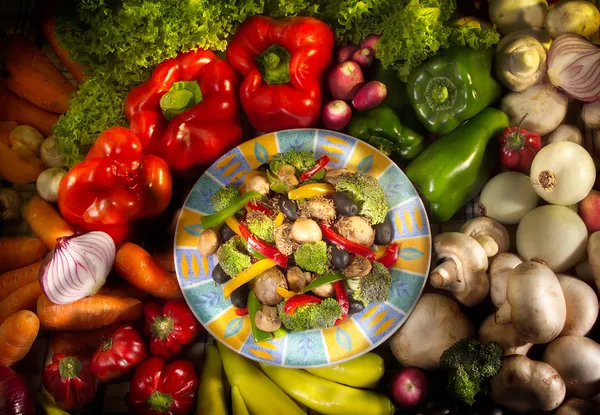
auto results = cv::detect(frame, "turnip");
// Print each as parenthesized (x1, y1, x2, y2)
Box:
(390, 367, 428, 407)
(322, 100, 352, 131)
(352, 81, 387, 111)
(336, 44, 360, 63)
(360, 34, 380, 55)
(327, 61, 364, 100)
(352, 48, 374, 68)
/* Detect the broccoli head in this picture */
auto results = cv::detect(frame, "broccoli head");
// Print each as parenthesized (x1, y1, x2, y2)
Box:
(277, 297, 342, 331)
(246, 210, 275, 243)
(349, 261, 391, 307)
(269, 150, 316, 175)
(216, 237, 251, 277)
(211, 185, 240, 212)
(294, 241, 329, 274)
(335, 172, 388, 224)
(439, 338, 503, 406)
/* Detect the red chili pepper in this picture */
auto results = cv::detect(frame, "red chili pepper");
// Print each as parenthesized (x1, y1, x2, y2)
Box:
(226, 16, 334, 132)
(498, 114, 542, 174)
(239, 222, 288, 268)
(143, 301, 199, 361)
(333, 280, 349, 326)
(42, 354, 96, 410)
(321, 224, 376, 261)
(300, 155, 330, 181)
(246, 201, 274, 216)
(283, 294, 322, 315)
(234, 307, 249, 316)
(376, 243, 399, 268)
(90, 325, 147, 382)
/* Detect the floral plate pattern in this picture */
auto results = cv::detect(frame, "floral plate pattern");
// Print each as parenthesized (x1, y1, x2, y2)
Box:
(174, 129, 431, 368)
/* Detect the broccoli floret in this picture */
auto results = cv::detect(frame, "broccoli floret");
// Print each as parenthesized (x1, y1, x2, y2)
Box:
(269, 150, 316, 175)
(277, 298, 342, 331)
(294, 241, 329, 274)
(211, 185, 240, 212)
(439, 338, 503, 406)
(216, 237, 251, 277)
(335, 172, 388, 224)
(349, 261, 391, 307)
(246, 210, 275, 243)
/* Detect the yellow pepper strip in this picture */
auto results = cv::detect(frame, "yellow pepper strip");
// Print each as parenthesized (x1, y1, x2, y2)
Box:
(225, 216, 244, 238)
(276, 286, 296, 300)
(196, 345, 227, 415)
(273, 211, 285, 227)
(222, 258, 276, 298)
(288, 183, 335, 200)
(373, 245, 387, 259)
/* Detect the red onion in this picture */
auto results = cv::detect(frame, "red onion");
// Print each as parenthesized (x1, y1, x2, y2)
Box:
(352, 48, 374, 67)
(352, 81, 387, 111)
(336, 44, 360, 63)
(328, 61, 364, 100)
(0, 366, 35, 415)
(39, 232, 115, 305)
(322, 100, 352, 131)
(548, 33, 600, 102)
(360, 34, 381, 56)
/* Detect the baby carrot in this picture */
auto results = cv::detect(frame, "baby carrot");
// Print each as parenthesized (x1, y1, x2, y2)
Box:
(0, 280, 43, 326)
(0, 237, 46, 273)
(0, 260, 42, 302)
(22, 195, 74, 249)
(0, 310, 40, 367)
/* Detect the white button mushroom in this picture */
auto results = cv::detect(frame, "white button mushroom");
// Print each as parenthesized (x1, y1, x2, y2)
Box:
(240, 174, 270, 196)
(556, 274, 598, 337)
(479, 313, 533, 357)
(489, 253, 522, 308)
(255, 305, 282, 333)
(333, 216, 375, 247)
(460, 217, 510, 258)
(291, 218, 322, 244)
(197, 228, 220, 257)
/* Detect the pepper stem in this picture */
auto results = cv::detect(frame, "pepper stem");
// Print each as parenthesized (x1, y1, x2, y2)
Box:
(255, 44, 291, 85)
(507, 113, 529, 150)
(431, 85, 449, 104)
(58, 356, 82, 379)
(147, 391, 174, 413)
(424, 77, 457, 111)
(151, 316, 175, 341)
(101, 337, 113, 352)
(160, 80, 203, 120)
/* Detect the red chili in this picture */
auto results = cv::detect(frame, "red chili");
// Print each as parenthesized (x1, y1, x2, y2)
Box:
(333, 280, 349, 326)
(239, 222, 288, 268)
(234, 307, 249, 316)
(321, 224, 376, 261)
(246, 201, 274, 216)
(376, 243, 399, 268)
(283, 294, 322, 315)
(498, 114, 542, 174)
(299, 155, 330, 181)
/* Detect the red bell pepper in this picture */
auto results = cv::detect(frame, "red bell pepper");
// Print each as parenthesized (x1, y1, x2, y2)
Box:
(58, 127, 172, 244)
(126, 357, 198, 415)
(239, 222, 288, 268)
(143, 301, 199, 360)
(90, 325, 147, 382)
(376, 243, 399, 268)
(333, 280, 349, 326)
(42, 354, 96, 410)
(300, 155, 330, 181)
(125, 49, 242, 173)
(226, 16, 334, 133)
(321, 224, 376, 261)
(498, 115, 542, 174)
(234, 307, 249, 316)
(246, 201, 274, 216)
(283, 294, 322, 314)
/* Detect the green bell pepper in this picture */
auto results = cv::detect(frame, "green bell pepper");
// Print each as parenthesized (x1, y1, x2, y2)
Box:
(346, 105, 425, 161)
(405, 108, 509, 223)
(407, 47, 501, 135)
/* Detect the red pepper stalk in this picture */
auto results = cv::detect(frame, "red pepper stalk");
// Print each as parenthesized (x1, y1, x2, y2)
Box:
(498, 113, 541, 174)
(90, 325, 147, 382)
(283, 294, 322, 314)
(376, 243, 399, 268)
(42, 354, 96, 410)
(143, 301, 199, 360)
(333, 280, 349, 325)
(239, 222, 288, 268)
(300, 155, 329, 181)
(321, 224, 376, 261)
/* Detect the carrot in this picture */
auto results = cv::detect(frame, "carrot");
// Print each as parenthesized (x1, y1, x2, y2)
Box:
(0, 261, 42, 302)
(3, 61, 74, 114)
(37, 287, 143, 331)
(0, 237, 47, 273)
(0, 121, 17, 145)
(0, 140, 45, 184)
(22, 196, 75, 249)
(50, 323, 120, 355)
(0, 310, 40, 366)
(115, 243, 183, 301)
(152, 248, 176, 273)
(0, 87, 58, 136)
(0, 281, 43, 326)
(41, 18, 86, 84)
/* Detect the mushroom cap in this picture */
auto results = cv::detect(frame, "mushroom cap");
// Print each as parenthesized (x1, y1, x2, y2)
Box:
(460, 217, 510, 258)
(343, 255, 372, 278)
(323, 168, 349, 186)
(495, 35, 547, 92)
(303, 196, 336, 223)
(333, 216, 375, 247)
(255, 305, 281, 332)
(240, 174, 270, 196)
(286, 266, 311, 293)
(291, 218, 322, 244)
(479, 313, 533, 356)
(274, 222, 295, 256)
(252, 268, 287, 306)
(434, 232, 489, 273)
(197, 228, 220, 257)
(556, 274, 598, 337)
(489, 253, 523, 308)
(312, 282, 335, 298)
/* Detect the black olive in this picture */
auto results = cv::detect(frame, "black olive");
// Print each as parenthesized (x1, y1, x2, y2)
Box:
(278, 194, 298, 221)
(331, 245, 351, 269)
(333, 192, 358, 216)
(257, 163, 269, 171)
(348, 298, 365, 315)
(230, 284, 250, 308)
(374, 215, 393, 245)
(212, 264, 231, 284)
(219, 224, 236, 242)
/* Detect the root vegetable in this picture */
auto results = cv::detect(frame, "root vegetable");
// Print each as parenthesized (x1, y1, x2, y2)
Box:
(36, 168, 66, 203)
(459, 217, 509, 258)
(40, 136, 65, 168)
(488, 0, 548, 35)
(544, 0, 600, 38)
(489, 253, 522, 308)
(428, 233, 489, 307)
(352, 48, 374, 68)
(478, 172, 539, 225)
(543, 336, 600, 399)
(547, 125, 582, 146)
(352, 81, 387, 111)
(389, 293, 473, 370)
(496, 261, 566, 344)
(587, 231, 600, 293)
(336, 44, 359, 63)
(500, 83, 568, 136)
(328, 61, 364, 100)
(360, 35, 380, 55)
(496, 35, 547, 92)
(556, 398, 600, 415)
(322, 100, 352, 131)
(556, 274, 598, 337)
(490, 355, 566, 413)
(479, 314, 533, 356)
(390, 367, 428, 407)
(582, 101, 600, 129)
(516, 205, 588, 272)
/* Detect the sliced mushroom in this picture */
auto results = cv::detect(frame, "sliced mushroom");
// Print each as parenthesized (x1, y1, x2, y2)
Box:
(276, 164, 299, 189)
(274, 223, 295, 256)
(333, 216, 375, 247)
(291, 218, 322, 244)
(343, 255, 372, 278)
(460, 217, 510, 258)
(479, 313, 533, 356)
(490, 253, 522, 308)
(286, 266, 312, 292)
(197, 229, 220, 257)
(255, 305, 281, 332)
(303, 196, 336, 223)
(323, 168, 349, 186)
(429, 232, 489, 307)
(252, 268, 287, 306)
(240, 174, 270, 196)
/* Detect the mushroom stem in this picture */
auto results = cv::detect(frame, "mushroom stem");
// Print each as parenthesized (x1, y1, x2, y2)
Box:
(474, 234, 499, 257)
(495, 301, 512, 325)
(429, 260, 465, 292)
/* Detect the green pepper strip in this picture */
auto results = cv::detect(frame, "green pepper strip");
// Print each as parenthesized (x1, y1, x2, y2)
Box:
(248, 291, 273, 343)
(301, 271, 345, 293)
(201, 191, 263, 229)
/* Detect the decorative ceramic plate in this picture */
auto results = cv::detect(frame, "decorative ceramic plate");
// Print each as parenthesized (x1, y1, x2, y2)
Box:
(174, 129, 431, 368)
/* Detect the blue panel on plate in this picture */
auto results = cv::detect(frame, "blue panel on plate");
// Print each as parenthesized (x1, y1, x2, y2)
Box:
(284, 330, 328, 367)
(352, 302, 404, 345)
(183, 282, 229, 323)
(206, 147, 253, 187)
(388, 269, 426, 312)
(176, 248, 213, 287)
(315, 130, 356, 169)
(276, 130, 317, 153)
(239, 335, 286, 366)
(389, 197, 430, 239)
(184, 174, 222, 214)
(378, 165, 416, 210)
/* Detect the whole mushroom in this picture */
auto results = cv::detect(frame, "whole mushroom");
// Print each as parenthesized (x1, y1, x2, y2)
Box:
(557, 274, 598, 337)
(323, 168, 349, 186)
(428, 232, 490, 307)
(274, 222, 295, 256)
(291, 218, 322, 244)
(490, 355, 566, 413)
(286, 266, 312, 293)
(496, 35, 547, 92)
(489, 253, 522, 308)
(0, 187, 23, 221)
(556, 398, 600, 415)
(240, 174, 270, 196)
(255, 305, 282, 332)
(312, 282, 335, 298)
(252, 268, 288, 306)
(303, 197, 336, 223)
(343, 255, 372, 278)
(479, 314, 533, 356)
(276, 165, 299, 190)
(459, 217, 510, 258)
(333, 216, 375, 247)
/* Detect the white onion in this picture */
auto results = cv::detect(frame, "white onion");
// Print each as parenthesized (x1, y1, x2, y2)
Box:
(530, 141, 595, 206)
(478, 172, 540, 225)
(39, 232, 115, 304)
(516, 205, 588, 273)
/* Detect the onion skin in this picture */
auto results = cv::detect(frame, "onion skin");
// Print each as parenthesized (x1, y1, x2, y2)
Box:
(328, 61, 364, 100)
(322, 100, 352, 131)
(478, 172, 539, 225)
(352, 81, 387, 111)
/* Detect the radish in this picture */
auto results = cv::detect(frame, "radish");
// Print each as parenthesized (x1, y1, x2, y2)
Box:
(360, 34, 381, 55)
(352, 81, 387, 111)
(336, 44, 360, 63)
(390, 367, 428, 407)
(327, 61, 364, 100)
(352, 48, 374, 67)
(322, 100, 352, 131)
